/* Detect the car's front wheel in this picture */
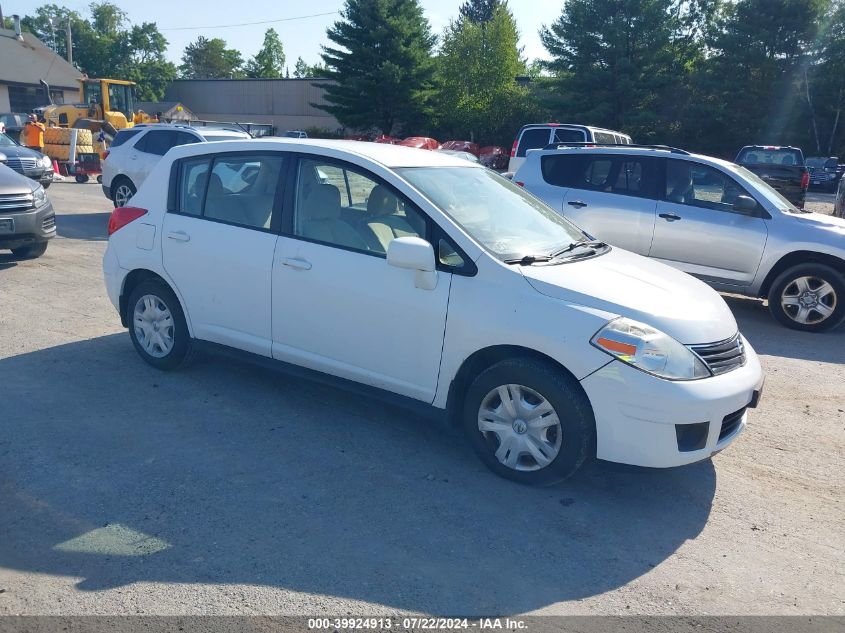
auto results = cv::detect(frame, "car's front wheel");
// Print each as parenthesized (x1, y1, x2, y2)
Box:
(462, 357, 594, 486)
(768, 263, 845, 332)
(127, 280, 192, 369)
(112, 178, 136, 208)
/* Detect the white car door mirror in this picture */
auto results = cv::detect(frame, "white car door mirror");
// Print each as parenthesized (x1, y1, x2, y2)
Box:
(387, 236, 437, 290)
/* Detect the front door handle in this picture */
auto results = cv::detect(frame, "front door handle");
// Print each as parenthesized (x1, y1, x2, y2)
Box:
(568, 200, 588, 209)
(166, 230, 190, 242)
(658, 213, 682, 222)
(282, 257, 312, 271)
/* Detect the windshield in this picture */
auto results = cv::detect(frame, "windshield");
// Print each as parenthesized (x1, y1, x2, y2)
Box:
(805, 157, 826, 168)
(0, 133, 17, 147)
(398, 167, 586, 260)
(726, 163, 799, 212)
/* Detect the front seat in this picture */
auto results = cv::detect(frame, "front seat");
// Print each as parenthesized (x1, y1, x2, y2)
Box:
(360, 185, 419, 252)
(301, 184, 367, 250)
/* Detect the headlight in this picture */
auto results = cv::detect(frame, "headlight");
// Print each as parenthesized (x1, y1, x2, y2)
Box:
(32, 185, 47, 208)
(40, 154, 52, 169)
(591, 317, 710, 380)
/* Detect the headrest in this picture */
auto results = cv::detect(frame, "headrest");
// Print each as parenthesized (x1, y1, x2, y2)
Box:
(367, 185, 399, 217)
(306, 184, 341, 220)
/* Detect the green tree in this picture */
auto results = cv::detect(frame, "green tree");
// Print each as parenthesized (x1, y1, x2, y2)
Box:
(458, 0, 502, 23)
(180, 36, 244, 79)
(435, 3, 533, 144)
(245, 28, 286, 79)
(293, 57, 327, 78)
(319, 0, 436, 135)
(540, 0, 700, 142)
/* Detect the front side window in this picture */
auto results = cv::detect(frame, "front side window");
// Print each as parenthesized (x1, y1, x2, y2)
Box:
(175, 153, 283, 229)
(293, 158, 426, 255)
(666, 161, 754, 213)
(399, 167, 585, 261)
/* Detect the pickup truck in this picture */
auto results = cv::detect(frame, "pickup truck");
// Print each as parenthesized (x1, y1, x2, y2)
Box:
(735, 145, 809, 209)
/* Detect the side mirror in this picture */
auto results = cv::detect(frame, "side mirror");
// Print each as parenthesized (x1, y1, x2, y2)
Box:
(732, 195, 758, 215)
(387, 236, 437, 290)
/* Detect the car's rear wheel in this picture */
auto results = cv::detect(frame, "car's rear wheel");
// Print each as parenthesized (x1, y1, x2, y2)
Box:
(75, 174, 89, 183)
(127, 280, 192, 370)
(112, 178, 136, 208)
(462, 357, 594, 486)
(11, 242, 48, 259)
(768, 263, 845, 332)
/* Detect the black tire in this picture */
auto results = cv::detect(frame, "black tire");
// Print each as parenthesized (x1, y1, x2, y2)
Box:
(462, 356, 595, 486)
(768, 263, 845, 332)
(127, 280, 193, 370)
(11, 241, 48, 259)
(97, 175, 103, 184)
(111, 177, 136, 208)
(75, 174, 90, 184)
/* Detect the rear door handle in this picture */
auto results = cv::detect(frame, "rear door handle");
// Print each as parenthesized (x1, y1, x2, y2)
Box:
(658, 213, 682, 222)
(166, 230, 190, 242)
(568, 200, 588, 209)
(282, 257, 312, 271)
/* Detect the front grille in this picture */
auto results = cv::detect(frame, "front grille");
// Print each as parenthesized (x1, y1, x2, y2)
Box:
(0, 193, 34, 212)
(42, 215, 56, 231)
(5, 157, 39, 174)
(690, 334, 746, 376)
(719, 407, 746, 441)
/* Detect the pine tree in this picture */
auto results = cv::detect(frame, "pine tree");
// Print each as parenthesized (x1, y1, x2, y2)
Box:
(458, 0, 502, 23)
(319, 0, 436, 134)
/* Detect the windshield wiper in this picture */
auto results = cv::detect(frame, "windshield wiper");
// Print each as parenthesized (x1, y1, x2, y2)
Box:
(549, 240, 607, 258)
(504, 254, 553, 265)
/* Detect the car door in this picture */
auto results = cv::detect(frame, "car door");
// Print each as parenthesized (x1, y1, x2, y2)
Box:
(162, 151, 285, 356)
(552, 153, 659, 255)
(649, 159, 768, 286)
(271, 155, 452, 402)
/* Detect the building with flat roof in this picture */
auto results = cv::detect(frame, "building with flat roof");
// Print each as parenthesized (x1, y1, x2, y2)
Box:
(0, 16, 82, 113)
(164, 78, 340, 134)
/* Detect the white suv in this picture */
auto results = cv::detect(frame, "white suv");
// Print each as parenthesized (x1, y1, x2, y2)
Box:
(101, 123, 250, 207)
(514, 144, 845, 332)
(103, 139, 763, 485)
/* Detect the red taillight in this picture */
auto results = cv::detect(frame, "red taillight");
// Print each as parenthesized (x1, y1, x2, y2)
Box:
(510, 138, 518, 158)
(102, 150, 110, 160)
(801, 170, 810, 190)
(108, 206, 147, 236)
(515, 181, 524, 187)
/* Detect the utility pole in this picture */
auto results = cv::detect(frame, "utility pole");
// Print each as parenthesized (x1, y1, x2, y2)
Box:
(65, 20, 72, 65)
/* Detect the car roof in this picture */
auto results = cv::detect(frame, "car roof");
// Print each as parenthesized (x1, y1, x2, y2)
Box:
(524, 145, 737, 169)
(165, 138, 479, 168)
(131, 123, 250, 137)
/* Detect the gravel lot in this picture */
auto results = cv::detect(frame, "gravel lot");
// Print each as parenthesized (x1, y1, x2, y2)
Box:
(0, 182, 842, 616)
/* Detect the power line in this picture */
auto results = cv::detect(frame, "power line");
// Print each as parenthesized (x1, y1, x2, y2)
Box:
(160, 10, 339, 32)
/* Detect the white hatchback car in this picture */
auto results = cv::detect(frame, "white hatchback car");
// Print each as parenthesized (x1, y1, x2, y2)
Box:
(103, 139, 764, 484)
(101, 123, 251, 207)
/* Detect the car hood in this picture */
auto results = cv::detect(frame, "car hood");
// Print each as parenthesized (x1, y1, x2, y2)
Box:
(786, 210, 845, 237)
(0, 163, 39, 193)
(519, 247, 737, 345)
(0, 144, 43, 159)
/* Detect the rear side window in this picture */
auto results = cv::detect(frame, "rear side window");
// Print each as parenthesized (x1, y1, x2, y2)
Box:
(541, 154, 658, 198)
(111, 128, 143, 148)
(736, 148, 804, 166)
(517, 128, 551, 157)
(553, 128, 587, 144)
(593, 131, 617, 144)
(174, 153, 285, 230)
(135, 130, 176, 156)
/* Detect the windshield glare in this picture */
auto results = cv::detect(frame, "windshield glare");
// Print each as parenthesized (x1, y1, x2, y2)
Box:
(0, 133, 16, 147)
(727, 163, 798, 212)
(398, 167, 585, 260)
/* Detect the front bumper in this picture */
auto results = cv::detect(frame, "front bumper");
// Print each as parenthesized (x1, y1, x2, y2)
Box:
(580, 336, 764, 468)
(0, 201, 56, 251)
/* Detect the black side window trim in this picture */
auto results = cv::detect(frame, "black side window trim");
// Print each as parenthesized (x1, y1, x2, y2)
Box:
(282, 153, 477, 276)
(167, 150, 290, 234)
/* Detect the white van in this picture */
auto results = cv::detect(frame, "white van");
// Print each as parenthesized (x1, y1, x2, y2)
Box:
(508, 124, 632, 173)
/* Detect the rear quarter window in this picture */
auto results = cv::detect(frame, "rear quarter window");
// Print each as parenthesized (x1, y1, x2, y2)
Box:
(517, 128, 552, 157)
(111, 128, 143, 148)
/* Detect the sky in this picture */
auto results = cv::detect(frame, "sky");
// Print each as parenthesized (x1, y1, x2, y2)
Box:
(6, 0, 553, 69)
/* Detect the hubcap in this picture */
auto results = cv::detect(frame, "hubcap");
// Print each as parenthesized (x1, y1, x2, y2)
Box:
(115, 184, 133, 207)
(781, 276, 837, 325)
(477, 384, 562, 472)
(133, 294, 175, 358)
